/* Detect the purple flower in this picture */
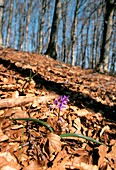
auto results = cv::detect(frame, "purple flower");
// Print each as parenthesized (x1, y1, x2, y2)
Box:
(54, 95, 69, 111)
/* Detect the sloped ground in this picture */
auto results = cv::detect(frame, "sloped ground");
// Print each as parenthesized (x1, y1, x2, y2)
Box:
(0, 46, 116, 170)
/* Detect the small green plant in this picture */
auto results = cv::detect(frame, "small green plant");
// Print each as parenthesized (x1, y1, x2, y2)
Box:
(12, 95, 104, 145)
(21, 70, 37, 93)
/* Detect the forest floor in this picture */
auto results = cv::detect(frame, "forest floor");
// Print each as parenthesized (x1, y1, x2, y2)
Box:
(0, 46, 116, 170)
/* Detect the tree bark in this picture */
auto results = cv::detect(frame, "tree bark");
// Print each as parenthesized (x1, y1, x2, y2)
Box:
(6, 0, 13, 46)
(25, 0, 32, 51)
(70, 1, 79, 66)
(62, 0, 67, 63)
(95, 0, 116, 73)
(0, 0, 4, 45)
(45, 0, 61, 60)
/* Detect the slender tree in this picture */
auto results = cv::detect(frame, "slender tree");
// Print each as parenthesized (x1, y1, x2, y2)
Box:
(18, 1, 26, 49)
(0, 0, 4, 45)
(6, 0, 13, 46)
(24, 0, 32, 51)
(95, 0, 116, 73)
(37, 0, 46, 53)
(70, 0, 79, 66)
(46, 0, 51, 47)
(45, 0, 61, 59)
(61, 0, 69, 62)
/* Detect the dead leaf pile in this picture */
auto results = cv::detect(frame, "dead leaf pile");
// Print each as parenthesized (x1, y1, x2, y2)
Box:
(0, 46, 116, 170)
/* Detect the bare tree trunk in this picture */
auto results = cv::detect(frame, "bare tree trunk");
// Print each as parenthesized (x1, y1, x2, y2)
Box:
(45, 0, 61, 59)
(82, 18, 90, 69)
(110, 53, 115, 73)
(38, 0, 46, 53)
(81, 33, 86, 69)
(13, 0, 19, 48)
(0, 0, 4, 45)
(62, 0, 68, 63)
(91, 13, 98, 69)
(18, 1, 26, 49)
(96, 0, 116, 73)
(47, 0, 51, 46)
(25, 0, 32, 51)
(70, 1, 79, 66)
(6, 0, 13, 46)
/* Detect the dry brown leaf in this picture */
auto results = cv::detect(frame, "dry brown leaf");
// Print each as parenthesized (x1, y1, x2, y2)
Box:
(0, 128, 9, 142)
(9, 142, 19, 152)
(0, 156, 8, 169)
(106, 165, 112, 170)
(0, 110, 4, 116)
(0, 152, 17, 163)
(100, 125, 110, 136)
(98, 145, 108, 168)
(71, 158, 98, 170)
(1, 165, 17, 170)
(0, 47, 116, 170)
(11, 91, 19, 98)
(79, 162, 98, 170)
(76, 109, 90, 116)
(11, 124, 24, 130)
(47, 133, 62, 155)
(0, 152, 20, 170)
(73, 117, 82, 131)
(52, 149, 68, 165)
(106, 144, 116, 169)
(48, 151, 70, 170)
(23, 160, 45, 170)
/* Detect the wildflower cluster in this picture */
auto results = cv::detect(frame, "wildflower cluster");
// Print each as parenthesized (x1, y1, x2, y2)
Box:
(13, 94, 103, 145)
(54, 95, 69, 112)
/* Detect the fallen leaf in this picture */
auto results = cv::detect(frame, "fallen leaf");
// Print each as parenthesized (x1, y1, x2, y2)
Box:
(98, 145, 108, 168)
(100, 125, 110, 136)
(23, 160, 45, 170)
(0, 129, 9, 142)
(0, 152, 20, 170)
(47, 133, 62, 155)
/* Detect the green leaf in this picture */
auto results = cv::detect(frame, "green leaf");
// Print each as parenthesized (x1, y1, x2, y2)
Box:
(13, 117, 54, 133)
(60, 133, 104, 145)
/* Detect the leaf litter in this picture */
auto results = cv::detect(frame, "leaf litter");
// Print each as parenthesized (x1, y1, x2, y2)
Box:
(0, 46, 116, 170)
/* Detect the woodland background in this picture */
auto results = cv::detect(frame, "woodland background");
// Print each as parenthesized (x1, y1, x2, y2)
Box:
(0, 0, 116, 73)
(0, 1, 116, 169)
